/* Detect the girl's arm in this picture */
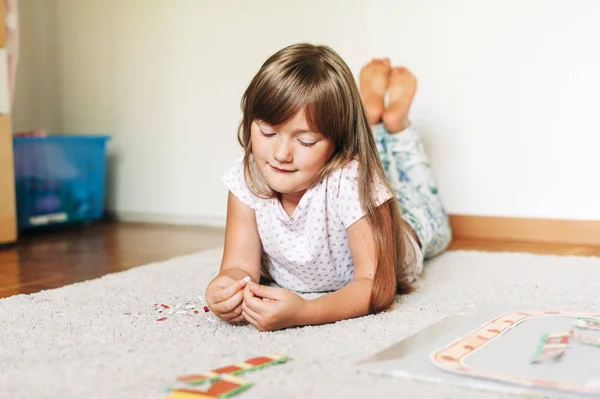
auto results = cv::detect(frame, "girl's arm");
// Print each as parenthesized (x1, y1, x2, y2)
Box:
(240, 210, 380, 331)
(218, 191, 263, 282)
(299, 205, 389, 325)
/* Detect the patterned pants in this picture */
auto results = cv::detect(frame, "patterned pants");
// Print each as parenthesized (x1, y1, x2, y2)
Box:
(373, 123, 452, 260)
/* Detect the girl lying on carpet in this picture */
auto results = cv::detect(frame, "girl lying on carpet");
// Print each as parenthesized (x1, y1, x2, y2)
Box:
(206, 43, 451, 331)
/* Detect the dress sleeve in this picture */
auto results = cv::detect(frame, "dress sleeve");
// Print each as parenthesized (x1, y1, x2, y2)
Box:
(221, 154, 261, 210)
(330, 161, 393, 228)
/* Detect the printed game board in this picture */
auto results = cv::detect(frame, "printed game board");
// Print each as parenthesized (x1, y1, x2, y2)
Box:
(358, 306, 600, 398)
(431, 310, 600, 396)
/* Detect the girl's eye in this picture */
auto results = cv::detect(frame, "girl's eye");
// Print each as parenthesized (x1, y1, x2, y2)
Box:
(298, 140, 316, 147)
(260, 130, 276, 137)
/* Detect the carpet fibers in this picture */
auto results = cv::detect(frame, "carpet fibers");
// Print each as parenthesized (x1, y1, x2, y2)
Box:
(1, 248, 599, 398)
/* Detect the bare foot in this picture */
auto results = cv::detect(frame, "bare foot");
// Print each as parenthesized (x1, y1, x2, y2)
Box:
(382, 67, 417, 133)
(359, 58, 391, 125)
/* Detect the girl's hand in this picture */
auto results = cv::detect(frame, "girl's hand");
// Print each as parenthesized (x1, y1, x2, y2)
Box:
(241, 282, 307, 331)
(206, 275, 250, 323)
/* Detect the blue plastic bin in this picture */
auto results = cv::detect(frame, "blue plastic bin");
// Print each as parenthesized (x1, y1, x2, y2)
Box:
(12, 134, 111, 231)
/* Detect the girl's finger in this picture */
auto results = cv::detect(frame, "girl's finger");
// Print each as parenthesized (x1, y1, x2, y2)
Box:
(229, 314, 245, 324)
(248, 282, 281, 300)
(218, 278, 249, 302)
(220, 305, 242, 321)
(213, 289, 244, 314)
(244, 292, 268, 313)
(241, 301, 263, 324)
(242, 311, 261, 330)
(243, 283, 255, 302)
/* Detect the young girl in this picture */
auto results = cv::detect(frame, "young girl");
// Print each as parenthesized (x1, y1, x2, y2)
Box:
(206, 44, 451, 331)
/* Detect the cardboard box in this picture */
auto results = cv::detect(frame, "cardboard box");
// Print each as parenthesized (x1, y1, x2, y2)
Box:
(0, 114, 16, 244)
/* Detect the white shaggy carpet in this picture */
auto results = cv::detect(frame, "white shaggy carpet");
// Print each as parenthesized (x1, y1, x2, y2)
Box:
(1, 248, 599, 399)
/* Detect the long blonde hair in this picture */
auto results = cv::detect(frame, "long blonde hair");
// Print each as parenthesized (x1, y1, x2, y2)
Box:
(237, 43, 412, 312)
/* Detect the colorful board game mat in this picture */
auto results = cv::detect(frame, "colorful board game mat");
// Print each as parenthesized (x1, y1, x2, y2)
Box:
(431, 310, 600, 396)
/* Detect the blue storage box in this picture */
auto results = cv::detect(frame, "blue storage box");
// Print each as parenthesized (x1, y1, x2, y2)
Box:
(12, 134, 111, 231)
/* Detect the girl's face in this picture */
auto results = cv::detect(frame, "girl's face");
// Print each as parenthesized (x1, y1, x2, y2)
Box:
(251, 108, 334, 202)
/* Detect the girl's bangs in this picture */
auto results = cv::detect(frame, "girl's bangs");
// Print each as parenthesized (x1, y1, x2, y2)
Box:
(249, 72, 337, 139)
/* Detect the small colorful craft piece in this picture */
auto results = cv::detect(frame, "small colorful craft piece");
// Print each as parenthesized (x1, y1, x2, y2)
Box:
(177, 353, 289, 386)
(573, 317, 600, 331)
(570, 330, 600, 347)
(164, 354, 289, 398)
(531, 332, 570, 364)
(164, 374, 251, 399)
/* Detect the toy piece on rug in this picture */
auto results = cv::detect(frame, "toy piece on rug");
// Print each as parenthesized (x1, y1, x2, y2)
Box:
(153, 301, 202, 321)
(177, 353, 290, 385)
(164, 353, 290, 398)
(573, 317, 600, 331)
(531, 332, 570, 364)
(164, 374, 251, 399)
(531, 327, 600, 365)
(570, 330, 600, 347)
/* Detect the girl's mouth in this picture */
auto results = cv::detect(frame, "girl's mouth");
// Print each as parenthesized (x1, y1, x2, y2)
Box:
(270, 164, 295, 173)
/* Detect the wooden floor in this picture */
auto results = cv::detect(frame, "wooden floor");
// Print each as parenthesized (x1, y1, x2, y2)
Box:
(0, 221, 225, 298)
(1, 221, 599, 299)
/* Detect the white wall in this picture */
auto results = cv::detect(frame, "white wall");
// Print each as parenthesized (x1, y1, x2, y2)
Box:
(11, 0, 61, 133)
(14, 0, 600, 223)
(368, 0, 600, 220)
(52, 0, 368, 225)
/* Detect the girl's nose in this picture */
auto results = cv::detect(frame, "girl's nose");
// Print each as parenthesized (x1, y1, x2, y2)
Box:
(273, 139, 293, 163)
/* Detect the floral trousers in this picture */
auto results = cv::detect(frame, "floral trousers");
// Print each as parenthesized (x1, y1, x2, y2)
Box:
(373, 123, 452, 260)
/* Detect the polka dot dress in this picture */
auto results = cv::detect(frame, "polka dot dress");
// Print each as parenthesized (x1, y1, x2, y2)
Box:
(222, 155, 404, 293)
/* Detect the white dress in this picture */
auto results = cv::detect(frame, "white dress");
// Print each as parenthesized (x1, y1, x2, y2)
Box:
(222, 154, 422, 292)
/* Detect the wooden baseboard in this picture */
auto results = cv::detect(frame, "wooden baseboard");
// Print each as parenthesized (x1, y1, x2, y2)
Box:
(449, 214, 600, 246)
(109, 211, 599, 247)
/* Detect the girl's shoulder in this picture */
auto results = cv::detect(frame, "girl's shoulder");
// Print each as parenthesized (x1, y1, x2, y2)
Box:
(324, 160, 393, 228)
(221, 153, 265, 210)
(325, 159, 360, 186)
(325, 159, 388, 196)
